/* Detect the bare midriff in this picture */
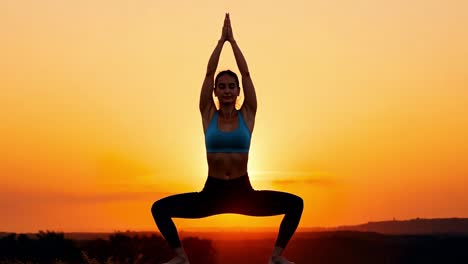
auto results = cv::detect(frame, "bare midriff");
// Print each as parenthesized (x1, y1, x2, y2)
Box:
(207, 152, 249, 180)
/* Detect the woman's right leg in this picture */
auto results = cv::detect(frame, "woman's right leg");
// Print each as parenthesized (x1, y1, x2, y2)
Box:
(151, 191, 216, 249)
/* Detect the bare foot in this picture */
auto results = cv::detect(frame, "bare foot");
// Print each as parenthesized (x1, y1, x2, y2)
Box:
(162, 255, 190, 264)
(269, 255, 295, 264)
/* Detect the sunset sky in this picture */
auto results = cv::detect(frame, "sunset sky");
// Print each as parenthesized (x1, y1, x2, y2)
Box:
(1, 0, 468, 233)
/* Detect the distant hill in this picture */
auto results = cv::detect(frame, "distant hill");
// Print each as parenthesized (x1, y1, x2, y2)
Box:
(330, 217, 468, 235)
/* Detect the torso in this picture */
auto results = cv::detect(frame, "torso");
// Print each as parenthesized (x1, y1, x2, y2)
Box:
(202, 107, 255, 180)
(206, 152, 249, 180)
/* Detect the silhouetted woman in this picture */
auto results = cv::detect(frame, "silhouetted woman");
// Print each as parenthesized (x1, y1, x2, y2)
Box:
(151, 13, 303, 264)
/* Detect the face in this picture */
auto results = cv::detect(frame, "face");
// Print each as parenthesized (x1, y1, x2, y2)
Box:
(215, 74, 239, 105)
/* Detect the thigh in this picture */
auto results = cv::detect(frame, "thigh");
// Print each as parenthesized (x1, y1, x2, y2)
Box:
(154, 191, 225, 219)
(229, 190, 301, 216)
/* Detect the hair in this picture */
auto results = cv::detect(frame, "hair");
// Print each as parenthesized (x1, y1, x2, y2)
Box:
(214, 70, 240, 88)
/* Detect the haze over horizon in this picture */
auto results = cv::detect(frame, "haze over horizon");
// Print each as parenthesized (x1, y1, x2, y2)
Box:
(2, 0, 468, 233)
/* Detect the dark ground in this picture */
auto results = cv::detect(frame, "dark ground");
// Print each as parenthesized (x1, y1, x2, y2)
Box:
(1, 230, 468, 264)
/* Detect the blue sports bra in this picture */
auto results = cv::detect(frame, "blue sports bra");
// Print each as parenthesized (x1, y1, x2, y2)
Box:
(205, 111, 251, 153)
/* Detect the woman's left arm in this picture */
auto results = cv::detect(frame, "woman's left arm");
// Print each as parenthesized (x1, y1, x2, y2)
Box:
(227, 14, 257, 114)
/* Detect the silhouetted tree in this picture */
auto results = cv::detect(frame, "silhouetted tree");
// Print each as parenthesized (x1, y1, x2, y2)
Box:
(0, 231, 82, 264)
(80, 232, 217, 264)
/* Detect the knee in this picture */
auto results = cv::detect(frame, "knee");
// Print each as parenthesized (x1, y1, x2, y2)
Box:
(291, 194, 304, 212)
(151, 200, 164, 216)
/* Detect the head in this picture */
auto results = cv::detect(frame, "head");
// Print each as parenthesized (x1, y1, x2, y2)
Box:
(214, 70, 240, 107)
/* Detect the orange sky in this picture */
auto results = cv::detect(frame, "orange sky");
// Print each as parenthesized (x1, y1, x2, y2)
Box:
(1, 0, 468, 233)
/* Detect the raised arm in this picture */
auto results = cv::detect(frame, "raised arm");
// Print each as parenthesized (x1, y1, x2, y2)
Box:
(199, 15, 228, 115)
(226, 13, 257, 114)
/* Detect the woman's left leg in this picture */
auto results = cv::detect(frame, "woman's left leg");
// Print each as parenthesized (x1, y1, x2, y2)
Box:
(231, 189, 304, 249)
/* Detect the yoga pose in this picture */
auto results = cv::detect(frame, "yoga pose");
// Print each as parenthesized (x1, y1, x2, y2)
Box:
(151, 13, 303, 264)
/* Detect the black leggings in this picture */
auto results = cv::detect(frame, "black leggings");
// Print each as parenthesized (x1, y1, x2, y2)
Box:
(151, 173, 304, 249)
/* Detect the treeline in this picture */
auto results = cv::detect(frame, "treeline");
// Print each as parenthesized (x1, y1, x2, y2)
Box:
(0, 230, 216, 264)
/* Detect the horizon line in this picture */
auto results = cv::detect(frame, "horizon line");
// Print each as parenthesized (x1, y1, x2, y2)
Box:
(2, 217, 467, 234)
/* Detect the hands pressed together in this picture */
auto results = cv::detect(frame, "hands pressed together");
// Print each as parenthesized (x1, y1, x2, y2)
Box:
(220, 13, 235, 43)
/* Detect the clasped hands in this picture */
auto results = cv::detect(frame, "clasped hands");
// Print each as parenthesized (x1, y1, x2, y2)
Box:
(220, 13, 235, 43)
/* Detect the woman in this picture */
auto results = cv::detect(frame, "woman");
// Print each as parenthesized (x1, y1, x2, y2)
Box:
(151, 13, 303, 264)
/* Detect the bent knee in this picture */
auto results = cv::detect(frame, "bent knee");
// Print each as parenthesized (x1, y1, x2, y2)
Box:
(151, 199, 165, 216)
(291, 194, 304, 211)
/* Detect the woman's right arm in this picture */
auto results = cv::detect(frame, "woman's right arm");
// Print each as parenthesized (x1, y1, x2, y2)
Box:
(199, 14, 228, 115)
(199, 40, 224, 114)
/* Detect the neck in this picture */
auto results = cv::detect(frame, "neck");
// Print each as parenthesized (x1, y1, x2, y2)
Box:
(218, 105, 237, 120)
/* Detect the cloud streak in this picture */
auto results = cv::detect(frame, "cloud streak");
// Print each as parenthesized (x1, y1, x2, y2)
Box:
(1, 190, 177, 204)
(250, 170, 337, 187)
(271, 177, 335, 186)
